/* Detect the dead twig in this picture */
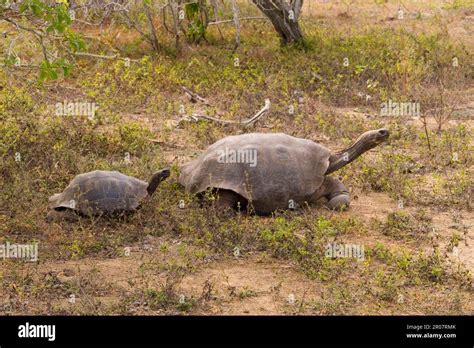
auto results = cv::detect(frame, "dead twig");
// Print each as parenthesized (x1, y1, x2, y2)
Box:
(147, 139, 187, 149)
(420, 113, 432, 153)
(184, 99, 271, 127)
(180, 86, 270, 126)
(208, 16, 267, 26)
(181, 86, 212, 106)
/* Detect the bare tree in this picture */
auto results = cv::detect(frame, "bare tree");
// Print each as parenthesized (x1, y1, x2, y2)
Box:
(252, 0, 304, 45)
(229, 0, 241, 50)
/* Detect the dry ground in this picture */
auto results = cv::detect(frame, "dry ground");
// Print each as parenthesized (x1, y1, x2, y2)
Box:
(0, 0, 473, 315)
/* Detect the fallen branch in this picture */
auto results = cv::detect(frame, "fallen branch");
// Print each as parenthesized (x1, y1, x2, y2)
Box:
(184, 99, 271, 127)
(208, 16, 267, 26)
(181, 86, 212, 106)
(73, 51, 139, 62)
(73, 52, 118, 59)
(147, 139, 188, 148)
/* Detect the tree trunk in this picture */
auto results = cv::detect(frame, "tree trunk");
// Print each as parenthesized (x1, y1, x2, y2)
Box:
(252, 0, 304, 45)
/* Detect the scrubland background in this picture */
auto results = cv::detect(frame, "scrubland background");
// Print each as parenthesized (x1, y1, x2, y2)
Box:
(0, 0, 473, 314)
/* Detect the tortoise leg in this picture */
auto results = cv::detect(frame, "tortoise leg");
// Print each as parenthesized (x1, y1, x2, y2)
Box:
(46, 209, 79, 222)
(322, 176, 350, 211)
(215, 189, 238, 210)
(214, 189, 247, 213)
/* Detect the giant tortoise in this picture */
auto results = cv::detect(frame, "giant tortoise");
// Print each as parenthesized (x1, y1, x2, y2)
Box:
(47, 168, 170, 221)
(179, 129, 389, 214)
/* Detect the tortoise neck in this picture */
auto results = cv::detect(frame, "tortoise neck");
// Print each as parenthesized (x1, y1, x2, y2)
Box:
(147, 174, 164, 196)
(325, 138, 369, 175)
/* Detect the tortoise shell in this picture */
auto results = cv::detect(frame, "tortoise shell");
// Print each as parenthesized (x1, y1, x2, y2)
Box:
(49, 170, 149, 216)
(179, 133, 331, 214)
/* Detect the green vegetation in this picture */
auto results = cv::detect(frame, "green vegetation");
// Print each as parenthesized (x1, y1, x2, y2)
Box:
(0, 0, 472, 315)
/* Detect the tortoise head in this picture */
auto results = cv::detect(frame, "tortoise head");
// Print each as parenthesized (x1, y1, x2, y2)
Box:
(356, 128, 390, 149)
(326, 128, 389, 175)
(147, 168, 171, 195)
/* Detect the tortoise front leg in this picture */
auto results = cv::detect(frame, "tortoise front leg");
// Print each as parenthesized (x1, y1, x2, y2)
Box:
(215, 189, 241, 211)
(210, 189, 250, 214)
(321, 176, 350, 211)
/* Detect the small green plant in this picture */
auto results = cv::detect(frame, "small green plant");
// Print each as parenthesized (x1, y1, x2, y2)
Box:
(238, 287, 257, 299)
(373, 211, 431, 241)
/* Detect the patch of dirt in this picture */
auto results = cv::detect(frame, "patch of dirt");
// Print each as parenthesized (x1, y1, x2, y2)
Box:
(178, 257, 319, 315)
(349, 192, 398, 219)
(349, 192, 473, 275)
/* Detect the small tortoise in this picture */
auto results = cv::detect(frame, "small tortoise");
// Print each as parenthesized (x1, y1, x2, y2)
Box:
(179, 129, 389, 215)
(47, 169, 170, 221)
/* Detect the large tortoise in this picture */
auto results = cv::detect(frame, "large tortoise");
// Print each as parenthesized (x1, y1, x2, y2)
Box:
(179, 129, 389, 215)
(47, 169, 170, 221)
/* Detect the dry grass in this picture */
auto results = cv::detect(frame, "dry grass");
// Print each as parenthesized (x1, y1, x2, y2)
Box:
(0, 0, 473, 315)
